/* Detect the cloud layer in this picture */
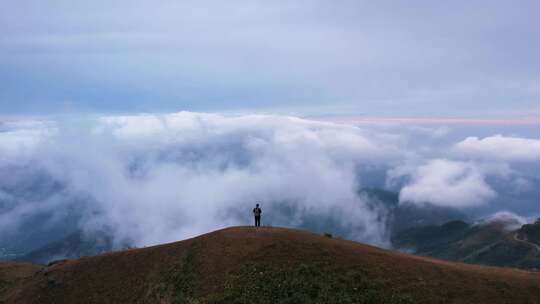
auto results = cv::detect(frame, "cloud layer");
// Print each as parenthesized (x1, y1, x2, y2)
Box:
(0, 113, 401, 248)
(1, 113, 540, 249)
(456, 135, 540, 162)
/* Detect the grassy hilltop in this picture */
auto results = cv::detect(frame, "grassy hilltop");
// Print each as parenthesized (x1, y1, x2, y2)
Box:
(2, 227, 540, 303)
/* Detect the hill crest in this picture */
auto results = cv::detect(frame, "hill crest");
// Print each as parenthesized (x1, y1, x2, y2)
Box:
(3, 226, 540, 303)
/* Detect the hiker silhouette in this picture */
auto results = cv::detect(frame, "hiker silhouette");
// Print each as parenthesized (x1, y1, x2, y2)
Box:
(253, 204, 262, 227)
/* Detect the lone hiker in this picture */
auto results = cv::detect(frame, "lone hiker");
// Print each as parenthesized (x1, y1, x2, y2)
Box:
(253, 204, 262, 227)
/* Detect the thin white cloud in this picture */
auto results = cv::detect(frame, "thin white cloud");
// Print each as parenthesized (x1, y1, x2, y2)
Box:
(0, 119, 55, 163)
(478, 211, 528, 231)
(455, 135, 540, 162)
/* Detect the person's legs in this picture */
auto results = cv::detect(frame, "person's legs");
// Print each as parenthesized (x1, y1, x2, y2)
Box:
(255, 216, 261, 227)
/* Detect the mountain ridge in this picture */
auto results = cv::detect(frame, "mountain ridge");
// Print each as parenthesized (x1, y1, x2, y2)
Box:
(393, 218, 540, 269)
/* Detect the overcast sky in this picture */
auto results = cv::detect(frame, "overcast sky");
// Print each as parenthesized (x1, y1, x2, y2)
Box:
(1, 1, 540, 117)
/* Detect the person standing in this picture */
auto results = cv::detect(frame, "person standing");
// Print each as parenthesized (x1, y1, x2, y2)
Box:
(253, 204, 262, 227)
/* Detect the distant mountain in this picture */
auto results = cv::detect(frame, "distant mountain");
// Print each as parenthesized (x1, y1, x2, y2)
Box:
(392, 218, 540, 269)
(0, 212, 81, 261)
(0, 165, 86, 259)
(15, 230, 114, 265)
(3, 227, 540, 303)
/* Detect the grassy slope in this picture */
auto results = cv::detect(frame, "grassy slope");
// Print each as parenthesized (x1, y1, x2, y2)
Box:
(0, 262, 41, 303)
(2, 227, 540, 303)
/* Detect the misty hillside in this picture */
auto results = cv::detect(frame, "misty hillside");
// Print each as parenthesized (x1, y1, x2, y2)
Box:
(14, 230, 114, 265)
(0, 166, 86, 260)
(3, 227, 540, 304)
(359, 188, 467, 233)
(3, 188, 469, 266)
(393, 218, 540, 269)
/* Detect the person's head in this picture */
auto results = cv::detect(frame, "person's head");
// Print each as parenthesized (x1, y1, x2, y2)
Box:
(256, 203, 259, 207)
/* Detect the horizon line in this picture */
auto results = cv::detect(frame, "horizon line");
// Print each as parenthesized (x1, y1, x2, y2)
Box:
(2, 112, 540, 126)
(313, 116, 540, 126)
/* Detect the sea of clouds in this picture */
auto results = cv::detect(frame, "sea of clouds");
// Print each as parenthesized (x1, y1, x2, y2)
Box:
(0, 112, 539, 249)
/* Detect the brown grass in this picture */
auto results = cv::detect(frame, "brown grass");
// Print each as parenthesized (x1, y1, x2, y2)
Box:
(2, 226, 540, 303)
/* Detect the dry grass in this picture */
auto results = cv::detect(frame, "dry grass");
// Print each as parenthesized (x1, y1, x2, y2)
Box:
(2, 226, 540, 303)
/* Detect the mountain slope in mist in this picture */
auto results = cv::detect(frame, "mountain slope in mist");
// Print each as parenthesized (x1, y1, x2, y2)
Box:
(360, 188, 467, 233)
(4, 188, 468, 265)
(15, 230, 114, 265)
(393, 218, 540, 269)
(3, 227, 540, 304)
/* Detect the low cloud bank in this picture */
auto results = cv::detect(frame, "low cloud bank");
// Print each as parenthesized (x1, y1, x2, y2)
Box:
(1, 113, 540, 249)
(388, 134, 540, 209)
(391, 159, 496, 208)
(0, 113, 400, 248)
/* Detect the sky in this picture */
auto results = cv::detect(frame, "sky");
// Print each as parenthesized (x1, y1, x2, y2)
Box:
(1, 0, 540, 117)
